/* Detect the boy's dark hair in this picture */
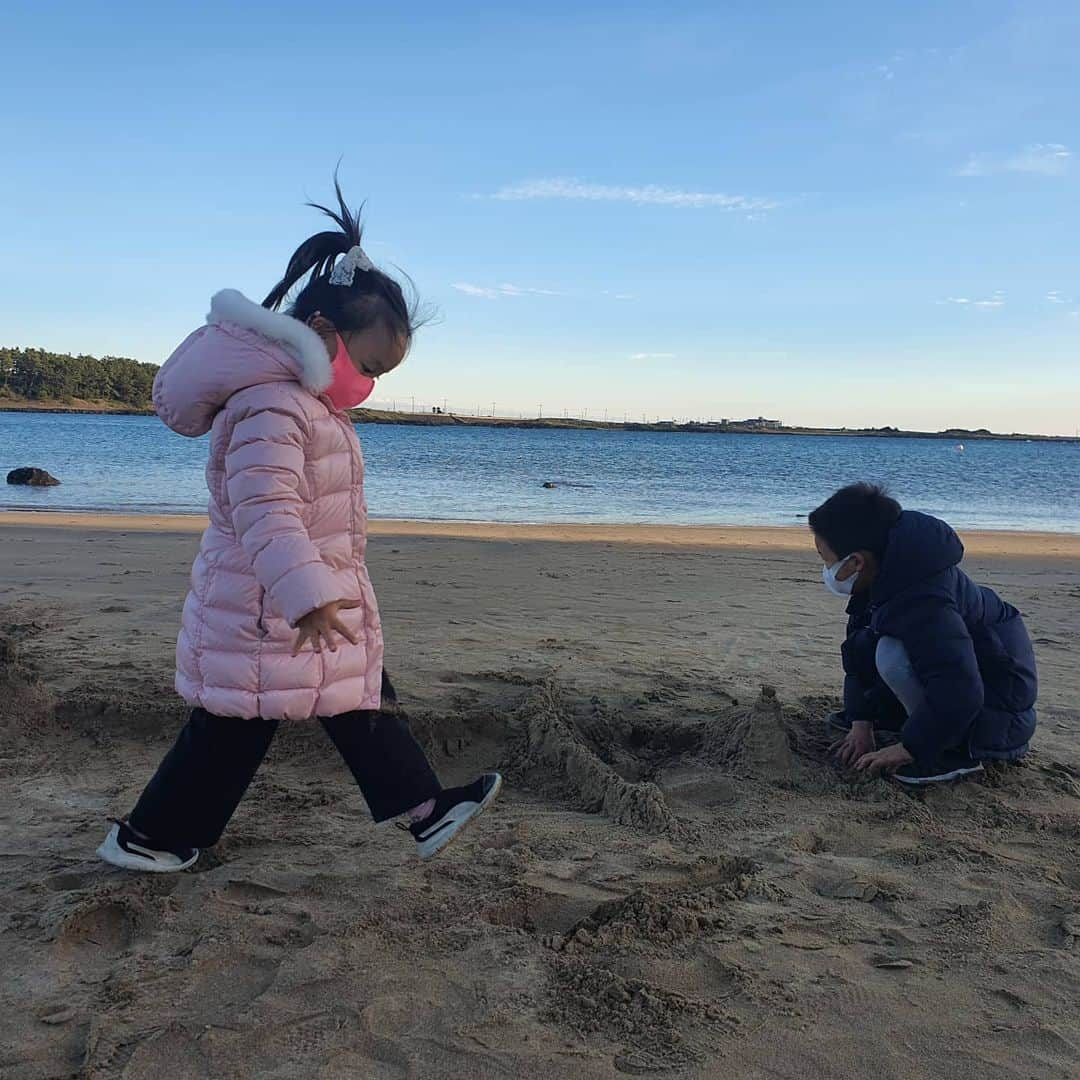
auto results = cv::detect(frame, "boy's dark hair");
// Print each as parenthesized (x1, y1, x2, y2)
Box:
(263, 173, 425, 344)
(808, 482, 902, 559)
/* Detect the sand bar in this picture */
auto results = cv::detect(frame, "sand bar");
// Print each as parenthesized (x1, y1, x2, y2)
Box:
(2, 509, 1079, 557)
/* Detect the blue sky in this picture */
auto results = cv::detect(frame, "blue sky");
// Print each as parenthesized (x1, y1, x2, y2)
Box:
(1, 1, 1077, 434)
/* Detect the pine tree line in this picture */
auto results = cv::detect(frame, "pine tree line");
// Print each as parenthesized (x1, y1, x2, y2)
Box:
(0, 346, 156, 406)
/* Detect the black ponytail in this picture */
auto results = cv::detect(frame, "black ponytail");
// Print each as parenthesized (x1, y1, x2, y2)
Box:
(262, 174, 424, 345)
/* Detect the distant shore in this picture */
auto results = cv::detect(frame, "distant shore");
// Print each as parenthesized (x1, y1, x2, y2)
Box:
(1, 396, 1075, 443)
(0, 397, 153, 417)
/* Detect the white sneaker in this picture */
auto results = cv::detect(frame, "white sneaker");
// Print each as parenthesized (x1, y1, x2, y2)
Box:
(407, 773, 503, 860)
(97, 821, 200, 873)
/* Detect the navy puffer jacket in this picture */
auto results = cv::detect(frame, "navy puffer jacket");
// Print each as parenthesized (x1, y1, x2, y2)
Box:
(842, 511, 1037, 761)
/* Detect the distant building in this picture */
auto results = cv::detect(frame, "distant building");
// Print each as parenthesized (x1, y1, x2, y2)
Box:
(735, 416, 783, 430)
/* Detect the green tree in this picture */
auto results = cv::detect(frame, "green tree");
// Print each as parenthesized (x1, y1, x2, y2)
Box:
(0, 346, 155, 406)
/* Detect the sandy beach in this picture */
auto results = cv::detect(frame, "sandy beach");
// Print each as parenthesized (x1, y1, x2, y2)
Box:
(1, 514, 1078, 1079)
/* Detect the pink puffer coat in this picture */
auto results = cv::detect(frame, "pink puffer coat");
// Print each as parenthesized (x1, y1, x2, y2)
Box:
(153, 289, 383, 720)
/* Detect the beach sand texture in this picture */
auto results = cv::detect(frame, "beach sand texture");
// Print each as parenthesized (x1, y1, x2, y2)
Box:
(1, 516, 1078, 1079)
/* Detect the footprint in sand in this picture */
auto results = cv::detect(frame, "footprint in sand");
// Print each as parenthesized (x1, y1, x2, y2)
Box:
(182, 952, 281, 1017)
(216, 878, 291, 904)
(115, 1024, 212, 1080)
(56, 898, 137, 953)
(42, 870, 97, 893)
(479, 879, 620, 936)
(254, 1006, 360, 1062)
(810, 870, 880, 903)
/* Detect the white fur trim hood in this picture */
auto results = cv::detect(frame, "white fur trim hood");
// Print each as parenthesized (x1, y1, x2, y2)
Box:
(207, 289, 333, 394)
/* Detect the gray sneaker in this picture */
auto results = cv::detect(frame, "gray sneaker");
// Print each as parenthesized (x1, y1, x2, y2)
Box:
(97, 820, 199, 873)
(408, 774, 503, 859)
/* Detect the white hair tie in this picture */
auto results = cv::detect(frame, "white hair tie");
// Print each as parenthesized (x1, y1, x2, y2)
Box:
(329, 244, 375, 286)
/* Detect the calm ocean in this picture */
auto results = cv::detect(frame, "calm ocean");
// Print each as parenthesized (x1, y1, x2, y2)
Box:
(1, 412, 1077, 532)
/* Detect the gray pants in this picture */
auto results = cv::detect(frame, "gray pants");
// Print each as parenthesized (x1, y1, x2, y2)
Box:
(875, 636, 927, 717)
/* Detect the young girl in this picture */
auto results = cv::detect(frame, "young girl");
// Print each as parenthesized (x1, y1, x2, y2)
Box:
(97, 181, 501, 870)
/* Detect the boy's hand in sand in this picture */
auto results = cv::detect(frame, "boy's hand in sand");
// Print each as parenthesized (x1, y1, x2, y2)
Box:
(292, 600, 361, 655)
(853, 743, 914, 775)
(831, 721, 875, 766)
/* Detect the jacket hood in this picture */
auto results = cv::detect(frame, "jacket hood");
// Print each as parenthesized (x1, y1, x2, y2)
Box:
(871, 510, 964, 601)
(153, 290, 333, 437)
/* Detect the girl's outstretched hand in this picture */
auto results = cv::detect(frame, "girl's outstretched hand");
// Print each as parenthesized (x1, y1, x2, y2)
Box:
(292, 600, 361, 655)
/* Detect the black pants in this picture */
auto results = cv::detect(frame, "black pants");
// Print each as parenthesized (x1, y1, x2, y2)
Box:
(128, 696, 441, 850)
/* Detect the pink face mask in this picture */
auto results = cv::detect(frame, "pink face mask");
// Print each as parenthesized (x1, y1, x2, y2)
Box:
(325, 334, 376, 411)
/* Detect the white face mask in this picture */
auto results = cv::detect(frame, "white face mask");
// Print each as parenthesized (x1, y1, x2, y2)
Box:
(822, 557, 857, 598)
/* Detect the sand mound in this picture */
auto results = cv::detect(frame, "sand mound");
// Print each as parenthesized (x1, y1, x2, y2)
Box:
(508, 680, 677, 831)
(705, 684, 807, 786)
(546, 955, 737, 1071)
(561, 856, 754, 951)
(0, 627, 54, 770)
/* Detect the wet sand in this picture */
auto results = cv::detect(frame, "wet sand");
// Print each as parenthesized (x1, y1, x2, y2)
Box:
(3, 510, 1080, 557)
(1, 515, 1078, 1079)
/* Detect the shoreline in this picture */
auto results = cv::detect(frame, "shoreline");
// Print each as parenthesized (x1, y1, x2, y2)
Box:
(2, 509, 1079, 557)
(2, 399, 1077, 443)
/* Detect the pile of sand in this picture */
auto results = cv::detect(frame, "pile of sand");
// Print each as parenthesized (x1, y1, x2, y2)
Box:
(706, 684, 802, 784)
(0, 623, 54, 773)
(560, 856, 755, 952)
(506, 679, 677, 832)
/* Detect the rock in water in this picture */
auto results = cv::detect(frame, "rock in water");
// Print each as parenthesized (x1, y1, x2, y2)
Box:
(6, 468, 61, 486)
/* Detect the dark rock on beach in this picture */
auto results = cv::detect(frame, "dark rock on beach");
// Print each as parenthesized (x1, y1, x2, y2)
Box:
(6, 468, 61, 487)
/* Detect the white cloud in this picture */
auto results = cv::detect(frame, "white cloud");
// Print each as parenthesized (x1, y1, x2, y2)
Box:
(1047, 291, 1067, 304)
(875, 50, 911, 80)
(957, 143, 1070, 177)
(487, 177, 778, 212)
(451, 283, 501, 299)
(452, 281, 561, 300)
(496, 282, 562, 297)
(943, 293, 1004, 308)
(630, 352, 676, 361)
(1007, 144, 1071, 174)
(454, 282, 639, 301)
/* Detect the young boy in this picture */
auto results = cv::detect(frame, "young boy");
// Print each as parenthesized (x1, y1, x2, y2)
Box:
(809, 483, 1037, 785)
